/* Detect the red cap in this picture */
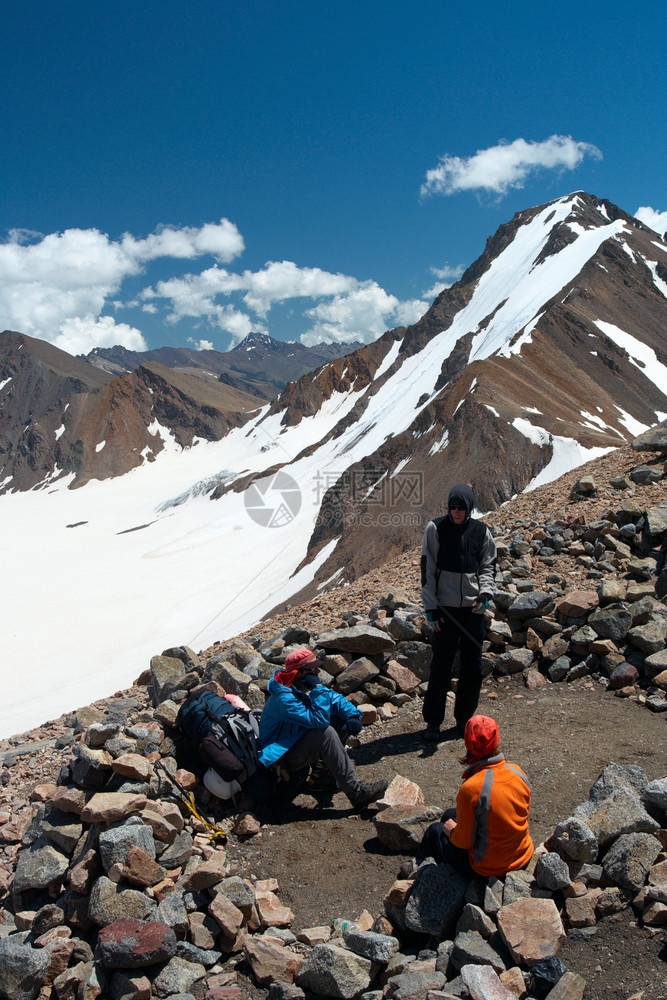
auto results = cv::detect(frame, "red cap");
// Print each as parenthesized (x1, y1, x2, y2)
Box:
(275, 648, 324, 687)
(464, 715, 499, 759)
(284, 648, 319, 671)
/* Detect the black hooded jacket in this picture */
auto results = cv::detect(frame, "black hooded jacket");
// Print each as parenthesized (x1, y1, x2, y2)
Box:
(420, 483, 496, 610)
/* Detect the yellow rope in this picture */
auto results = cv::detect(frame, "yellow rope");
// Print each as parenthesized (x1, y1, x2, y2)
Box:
(156, 761, 228, 843)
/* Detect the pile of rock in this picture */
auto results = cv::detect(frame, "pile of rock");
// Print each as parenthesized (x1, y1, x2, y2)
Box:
(0, 681, 312, 1000)
(484, 502, 667, 712)
(363, 762, 667, 1000)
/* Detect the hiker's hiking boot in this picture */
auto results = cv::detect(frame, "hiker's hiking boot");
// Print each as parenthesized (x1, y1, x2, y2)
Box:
(423, 724, 441, 743)
(347, 778, 388, 810)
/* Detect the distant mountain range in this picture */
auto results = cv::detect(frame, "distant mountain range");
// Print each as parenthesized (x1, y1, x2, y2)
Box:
(82, 332, 363, 399)
(0, 332, 361, 492)
(2, 190, 667, 733)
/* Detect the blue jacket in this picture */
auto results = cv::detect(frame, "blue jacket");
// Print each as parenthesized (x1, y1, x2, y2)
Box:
(258, 674, 362, 767)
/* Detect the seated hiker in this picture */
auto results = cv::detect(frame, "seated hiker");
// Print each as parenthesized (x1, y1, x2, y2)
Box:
(259, 647, 388, 810)
(416, 715, 533, 878)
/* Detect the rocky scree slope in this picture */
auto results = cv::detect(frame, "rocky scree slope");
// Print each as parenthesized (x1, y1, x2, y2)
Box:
(1, 434, 667, 998)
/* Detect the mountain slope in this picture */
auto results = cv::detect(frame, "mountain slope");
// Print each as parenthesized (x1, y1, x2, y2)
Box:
(2, 191, 667, 734)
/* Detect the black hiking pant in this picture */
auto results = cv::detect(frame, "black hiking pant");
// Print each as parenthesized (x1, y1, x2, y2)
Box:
(416, 808, 474, 878)
(422, 606, 485, 730)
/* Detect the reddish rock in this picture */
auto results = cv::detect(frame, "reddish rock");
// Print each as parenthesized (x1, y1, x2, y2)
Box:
(497, 898, 565, 967)
(243, 936, 305, 985)
(174, 768, 198, 790)
(182, 852, 227, 891)
(97, 918, 177, 969)
(139, 807, 179, 843)
(384, 879, 413, 906)
(208, 893, 244, 939)
(524, 668, 547, 690)
(376, 775, 425, 812)
(609, 662, 639, 689)
(556, 590, 599, 618)
(255, 889, 294, 928)
(120, 847, 166, 888)
(385, 660, 421, 693)
(30, 783, 58, 802)
(111, 754, 154, 782)
(81, 793, 147, 824)
(49, 786, 86, 815)
(232, 813, 261, 837)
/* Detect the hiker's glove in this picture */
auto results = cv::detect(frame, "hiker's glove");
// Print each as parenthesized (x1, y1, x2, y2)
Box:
(301, 673, 319, 689)
(426, 610, 438, 623)
(347, 717, 363, 735)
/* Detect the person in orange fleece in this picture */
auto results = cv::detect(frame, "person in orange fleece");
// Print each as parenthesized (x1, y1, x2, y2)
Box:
(416, 715, 533, 878)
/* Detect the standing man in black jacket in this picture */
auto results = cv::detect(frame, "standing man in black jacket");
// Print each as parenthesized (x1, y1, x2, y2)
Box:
(420, 483, 496, 742)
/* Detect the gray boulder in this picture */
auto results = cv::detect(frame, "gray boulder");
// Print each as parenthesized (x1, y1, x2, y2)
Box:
(392, 642, 432, 681)
(587, 607, 633, 643)
(602, 833, 662, 893)
(627, 621, 667, 655)
(297, 943, 375, 999)
(0, 937, 50, 1000)
(384, 970, 446, 1000)
(644, 505, 667, 542)
(506, 591, 553, 620)
(12, 837, 69, 894)
(99, 822, 156, 872)
(575, 786, 658, 846)
(335, 658, 380, 695)
(493, 648, 534, 674)
(534, 852, 571, 891)
(152, 956, 206, 998)
(404, 863, 470, 937)
(156, 890, 190, 937)
(150, 655, 185, 704)
(88, 876, 157, 926)
(644, 778, 667, 811)
(342, 926, 399, 964)
(450, 930, 506, 974)
(317, 626, 396, 655)
(550, 817, 598, 863)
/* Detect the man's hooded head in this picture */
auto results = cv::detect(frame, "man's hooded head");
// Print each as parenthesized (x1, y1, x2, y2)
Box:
(448, 483, 475, 521)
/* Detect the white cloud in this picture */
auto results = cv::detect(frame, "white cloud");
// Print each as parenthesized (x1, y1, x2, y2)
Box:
(53, 316, 147, 357)
(300, 283, 426, 346)
(144, 260, 428, 346)
(187, 337, 214, 351)
(635, 206, 667, 237)
(421, 135, 602, 198)
(423, 262, 465, 299)
(0, 220, 244, 352)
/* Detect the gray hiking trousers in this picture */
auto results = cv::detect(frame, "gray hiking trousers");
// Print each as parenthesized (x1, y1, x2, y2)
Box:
(279, 726, 358, 796)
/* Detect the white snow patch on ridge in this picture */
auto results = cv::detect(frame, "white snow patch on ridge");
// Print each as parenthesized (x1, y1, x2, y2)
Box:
(0, 377, 11, 392)
(512, 418, 550, 445)
(525, 439, 614, 493)
(595, 320, 667, 399)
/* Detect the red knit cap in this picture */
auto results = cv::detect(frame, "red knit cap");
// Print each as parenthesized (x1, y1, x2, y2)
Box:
(464, 715, 499, 759)
(275, 648, 323, 686)
(284, 648, 319, 670)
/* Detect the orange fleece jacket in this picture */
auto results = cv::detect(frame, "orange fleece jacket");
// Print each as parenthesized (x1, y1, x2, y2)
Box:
(449, 756, 533, 877)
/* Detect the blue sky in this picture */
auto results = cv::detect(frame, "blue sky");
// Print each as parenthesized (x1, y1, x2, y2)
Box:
(1, 0, 665, 356)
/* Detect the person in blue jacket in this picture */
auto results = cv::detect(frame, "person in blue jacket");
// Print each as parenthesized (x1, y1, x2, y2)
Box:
(259, 647, 388, 810)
